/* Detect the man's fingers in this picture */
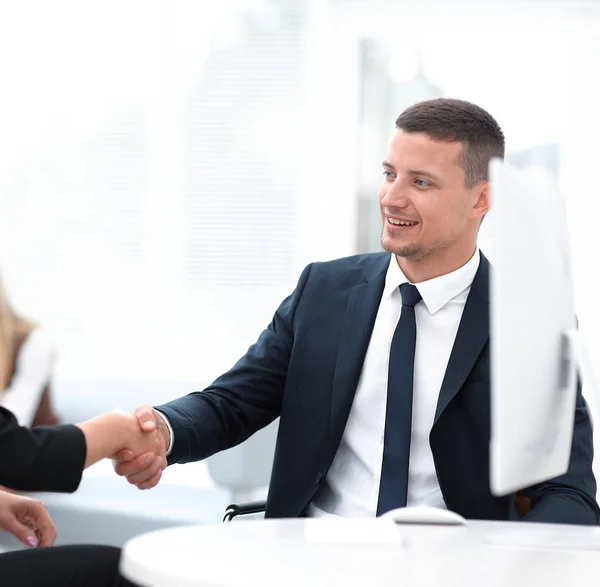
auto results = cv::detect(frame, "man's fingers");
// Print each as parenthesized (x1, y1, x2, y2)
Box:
(113, 449, 134, 463)
(114, 452, 156, 477)
(137, 469, 163, 490)
(134, 405, 157, 432)
(126, 457, 164, 486)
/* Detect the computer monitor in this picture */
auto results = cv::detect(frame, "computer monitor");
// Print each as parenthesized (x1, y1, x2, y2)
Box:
(488, 159, 580, 496)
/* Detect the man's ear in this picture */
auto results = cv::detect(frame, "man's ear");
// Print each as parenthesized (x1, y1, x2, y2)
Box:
(471, 181, 490, 220)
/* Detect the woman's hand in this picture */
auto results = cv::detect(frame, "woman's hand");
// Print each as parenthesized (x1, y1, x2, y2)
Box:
(77, 411, 165, 475)
(0, 490, 56, 547)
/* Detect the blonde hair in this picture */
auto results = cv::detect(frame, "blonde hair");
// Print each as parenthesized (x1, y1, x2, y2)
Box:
(0, 278, 36, 391)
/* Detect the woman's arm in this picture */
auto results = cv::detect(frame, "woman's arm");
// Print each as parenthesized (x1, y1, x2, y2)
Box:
(0, 407, 163, 492)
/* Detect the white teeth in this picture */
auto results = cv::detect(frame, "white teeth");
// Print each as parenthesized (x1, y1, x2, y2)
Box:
(388, 218, 416, 226)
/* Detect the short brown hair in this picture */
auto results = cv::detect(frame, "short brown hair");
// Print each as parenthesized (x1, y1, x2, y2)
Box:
(395, 98, 505, 188)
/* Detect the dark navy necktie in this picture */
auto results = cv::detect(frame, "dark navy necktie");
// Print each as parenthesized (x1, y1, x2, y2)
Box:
(377, 282, 422, 516)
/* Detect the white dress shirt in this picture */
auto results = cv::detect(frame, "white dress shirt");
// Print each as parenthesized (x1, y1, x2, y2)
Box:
(308, 250, 481, 517)
(1, 328, 55, 426)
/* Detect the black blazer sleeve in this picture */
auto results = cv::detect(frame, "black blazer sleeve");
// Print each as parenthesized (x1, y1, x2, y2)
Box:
(0, 406, 86, 492)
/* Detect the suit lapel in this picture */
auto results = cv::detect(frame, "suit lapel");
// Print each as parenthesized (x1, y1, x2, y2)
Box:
(329, 254, 388, 440)
(433, 254, 491, 425)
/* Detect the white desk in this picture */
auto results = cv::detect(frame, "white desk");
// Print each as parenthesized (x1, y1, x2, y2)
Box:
(121, 518, 600, 587)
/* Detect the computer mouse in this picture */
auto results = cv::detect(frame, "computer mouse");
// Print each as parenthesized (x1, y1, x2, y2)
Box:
(381, 506, 467, 526)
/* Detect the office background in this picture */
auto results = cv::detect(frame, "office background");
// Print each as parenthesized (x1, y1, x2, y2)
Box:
(0, 0, 599, 537)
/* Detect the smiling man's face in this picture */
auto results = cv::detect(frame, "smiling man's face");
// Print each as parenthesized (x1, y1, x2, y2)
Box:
(378, 130, 488, 281)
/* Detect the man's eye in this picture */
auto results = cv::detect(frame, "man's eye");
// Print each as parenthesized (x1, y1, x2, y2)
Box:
(382, 170, 394, 180)
(414, 178, 430, 188)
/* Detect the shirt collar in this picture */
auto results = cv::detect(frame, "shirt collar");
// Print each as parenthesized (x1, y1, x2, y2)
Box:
(383, 249, 481, 315)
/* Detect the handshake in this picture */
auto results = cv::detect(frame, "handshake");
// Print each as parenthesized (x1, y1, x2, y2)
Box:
(77, 405, 172, 490)
(0, 406, 170, 550)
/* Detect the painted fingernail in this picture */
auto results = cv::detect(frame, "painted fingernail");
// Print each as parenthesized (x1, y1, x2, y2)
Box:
(26, 536, 37, 547)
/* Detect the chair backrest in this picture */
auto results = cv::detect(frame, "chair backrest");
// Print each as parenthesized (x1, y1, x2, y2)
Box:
(207, 419, 278, 500)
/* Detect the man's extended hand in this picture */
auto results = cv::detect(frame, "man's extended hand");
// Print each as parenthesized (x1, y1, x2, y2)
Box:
(112, 405, 170, 490)
(0, 491, 56, 547)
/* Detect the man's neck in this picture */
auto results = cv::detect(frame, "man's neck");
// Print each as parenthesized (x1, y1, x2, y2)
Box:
(396, 245, 477, 284)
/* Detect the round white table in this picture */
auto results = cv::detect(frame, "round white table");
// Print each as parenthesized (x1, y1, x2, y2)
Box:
(121, 518, 600, 587)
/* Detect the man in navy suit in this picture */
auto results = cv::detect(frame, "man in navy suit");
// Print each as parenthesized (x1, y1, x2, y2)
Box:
(115, 98, 599, 524)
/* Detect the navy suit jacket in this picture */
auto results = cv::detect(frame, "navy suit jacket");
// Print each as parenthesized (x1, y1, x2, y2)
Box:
(158, 252, 599, 524)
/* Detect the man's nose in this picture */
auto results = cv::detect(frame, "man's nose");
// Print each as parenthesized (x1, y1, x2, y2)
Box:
(381, 180, 409, 208)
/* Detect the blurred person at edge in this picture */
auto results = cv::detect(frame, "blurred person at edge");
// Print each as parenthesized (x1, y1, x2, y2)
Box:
(0, 276, 59, 427)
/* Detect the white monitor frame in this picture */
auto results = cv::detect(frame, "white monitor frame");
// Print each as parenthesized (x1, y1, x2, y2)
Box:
(489, 160, 586, 496)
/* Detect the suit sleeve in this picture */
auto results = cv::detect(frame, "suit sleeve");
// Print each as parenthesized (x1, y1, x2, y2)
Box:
(156, 263, 313, 466)
(0, 407, 86, 492)
(522, 388, 600, 525)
